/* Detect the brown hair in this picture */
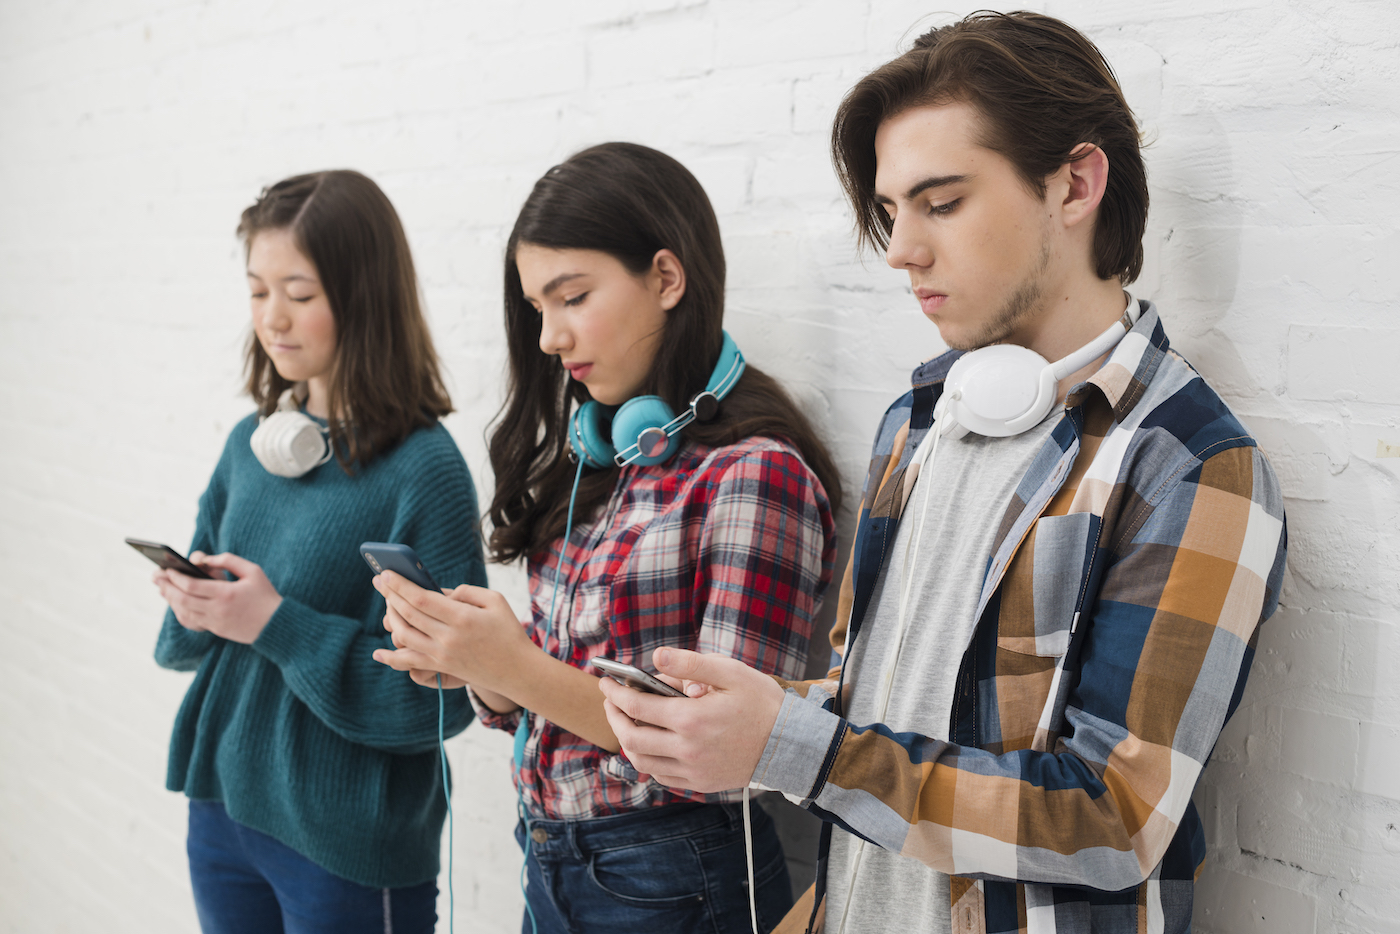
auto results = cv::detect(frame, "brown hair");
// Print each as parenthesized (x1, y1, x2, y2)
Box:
(238, 170, 453, 471)
(487, 143, 843, 564)
(832, 10, 1148, 282)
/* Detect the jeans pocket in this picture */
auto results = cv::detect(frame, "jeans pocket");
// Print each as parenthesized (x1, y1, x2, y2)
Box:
(587, 835, 707, 908)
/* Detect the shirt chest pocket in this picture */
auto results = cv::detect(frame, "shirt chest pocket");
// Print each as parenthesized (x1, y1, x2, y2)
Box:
(996, 511, 1096, 658)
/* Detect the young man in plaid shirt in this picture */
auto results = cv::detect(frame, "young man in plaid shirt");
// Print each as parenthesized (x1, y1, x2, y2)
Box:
(601, 11, 1287, 934)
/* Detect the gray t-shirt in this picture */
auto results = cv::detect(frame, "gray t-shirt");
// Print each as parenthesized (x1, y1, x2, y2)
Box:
(825, 413, 1058, 934)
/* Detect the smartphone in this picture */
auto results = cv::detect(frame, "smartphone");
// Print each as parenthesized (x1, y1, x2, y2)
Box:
(590, 657, 687, 698)
(125, 538, 214, 579)
(359, 542, 440, 592)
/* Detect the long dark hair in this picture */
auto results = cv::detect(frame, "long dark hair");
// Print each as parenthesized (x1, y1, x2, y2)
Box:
(238, 170, 453, 471)
(487, 143, 842, 564)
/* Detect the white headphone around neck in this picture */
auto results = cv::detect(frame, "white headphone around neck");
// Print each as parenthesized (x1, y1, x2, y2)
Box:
(934, 292, 1140, 440)
(249, 384, 333, 478)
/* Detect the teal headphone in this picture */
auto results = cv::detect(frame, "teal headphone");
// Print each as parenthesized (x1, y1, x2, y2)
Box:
(568, 330, 746, 468)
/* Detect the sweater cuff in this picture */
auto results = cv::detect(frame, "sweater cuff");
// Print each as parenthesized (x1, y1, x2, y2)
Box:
(750, 688, 845, 806)
(253, 596, 337, 666)
(467, 687, 523, 732)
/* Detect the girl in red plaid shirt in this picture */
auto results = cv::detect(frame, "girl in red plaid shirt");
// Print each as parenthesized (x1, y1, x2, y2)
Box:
(374, 143, 842, 934)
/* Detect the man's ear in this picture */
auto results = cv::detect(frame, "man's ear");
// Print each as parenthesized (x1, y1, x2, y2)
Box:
(651, 249, 687, 311)
(1061, 143, 1110, 230)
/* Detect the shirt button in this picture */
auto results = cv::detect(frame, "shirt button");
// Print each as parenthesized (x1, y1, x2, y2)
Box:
(530, 827, 549, 844)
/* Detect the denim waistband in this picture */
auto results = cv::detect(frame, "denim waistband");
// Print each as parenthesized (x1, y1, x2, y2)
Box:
(521, 801, 745, 860)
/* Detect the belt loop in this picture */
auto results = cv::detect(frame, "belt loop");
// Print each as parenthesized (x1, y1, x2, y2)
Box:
(566, 818, 585, 861)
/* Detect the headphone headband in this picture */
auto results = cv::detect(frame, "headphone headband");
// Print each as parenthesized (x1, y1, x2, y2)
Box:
(610, 330, 746, 466)
(938, 292, 1140, 439)
(568, 331, 747, 469)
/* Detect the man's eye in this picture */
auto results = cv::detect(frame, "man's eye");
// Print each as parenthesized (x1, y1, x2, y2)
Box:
(563, 292, 589, 307)
(929, 198, 961, 217)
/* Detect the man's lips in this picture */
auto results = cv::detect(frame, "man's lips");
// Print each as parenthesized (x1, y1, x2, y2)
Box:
(563, 363, 593, 380)
(914, 289, 948, 315)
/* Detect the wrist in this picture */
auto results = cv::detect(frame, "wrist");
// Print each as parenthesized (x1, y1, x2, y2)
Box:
(472, 634, 542, 702)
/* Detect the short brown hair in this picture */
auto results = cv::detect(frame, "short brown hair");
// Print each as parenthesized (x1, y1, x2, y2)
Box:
(832, 10, 1148, 282)
(238, 170, 453, 472)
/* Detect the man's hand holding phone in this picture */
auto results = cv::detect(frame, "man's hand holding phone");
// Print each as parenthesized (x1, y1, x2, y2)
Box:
(598, 647, 785, 794)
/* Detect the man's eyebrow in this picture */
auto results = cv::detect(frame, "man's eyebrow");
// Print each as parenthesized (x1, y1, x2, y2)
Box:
(540, 272, 586, 296)
(873, 173, 972, 204)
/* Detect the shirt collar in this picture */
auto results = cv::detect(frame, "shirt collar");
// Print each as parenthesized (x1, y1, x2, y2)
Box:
(905, 298, 1170, 426)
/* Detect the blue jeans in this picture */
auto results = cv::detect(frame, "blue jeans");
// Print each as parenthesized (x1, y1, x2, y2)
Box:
(186, 800, 438, 934)
(516, 801, 793, 934)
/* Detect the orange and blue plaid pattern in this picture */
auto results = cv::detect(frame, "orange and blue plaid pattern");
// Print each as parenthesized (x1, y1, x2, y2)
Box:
(756, 303, 1287, 934)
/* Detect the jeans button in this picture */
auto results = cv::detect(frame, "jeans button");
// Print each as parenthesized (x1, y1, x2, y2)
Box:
(531, 827, 549, 844)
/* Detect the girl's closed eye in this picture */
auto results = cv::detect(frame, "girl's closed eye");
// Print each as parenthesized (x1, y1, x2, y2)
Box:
(928, 198, 961, 217)
(563, 292, 589, 307)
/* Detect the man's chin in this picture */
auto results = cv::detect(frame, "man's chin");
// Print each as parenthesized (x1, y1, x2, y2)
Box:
(934, 323, 988, 354)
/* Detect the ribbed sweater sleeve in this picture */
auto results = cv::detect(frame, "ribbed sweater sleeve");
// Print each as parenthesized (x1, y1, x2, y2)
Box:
(153, 437, 228, 671)
(252, 597, 474, 755)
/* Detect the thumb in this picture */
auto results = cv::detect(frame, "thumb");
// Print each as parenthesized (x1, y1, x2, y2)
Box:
(448, 583, 496, 607)
(201, 552, 260, 579)
(651, 648, 744, 691)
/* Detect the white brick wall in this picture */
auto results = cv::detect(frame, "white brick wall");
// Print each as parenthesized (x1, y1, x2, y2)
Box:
(1, 1, 1396, 931)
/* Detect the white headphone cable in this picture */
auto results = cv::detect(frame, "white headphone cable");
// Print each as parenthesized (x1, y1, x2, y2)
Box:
(835, 404, 950, 934)
(744, 785, 757, 934)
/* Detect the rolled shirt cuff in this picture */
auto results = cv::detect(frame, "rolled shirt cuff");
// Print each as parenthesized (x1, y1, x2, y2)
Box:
(466, 687, 523, 732)
(750, 688, 845, 806)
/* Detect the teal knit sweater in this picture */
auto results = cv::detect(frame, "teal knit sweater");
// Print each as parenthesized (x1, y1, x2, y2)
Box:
(154, 413, 484, 888)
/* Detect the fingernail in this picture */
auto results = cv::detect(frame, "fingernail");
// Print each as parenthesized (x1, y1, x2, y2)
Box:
(654, 647, 670, 666)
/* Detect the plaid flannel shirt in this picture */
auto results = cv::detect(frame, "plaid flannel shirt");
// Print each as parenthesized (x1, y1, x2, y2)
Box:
(472, 435, 836, 820)
(755, 302, 1287, 934)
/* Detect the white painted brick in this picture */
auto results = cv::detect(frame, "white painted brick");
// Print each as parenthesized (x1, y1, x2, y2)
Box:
(1357, 721, 1400, 801)
(589, 14, 716, 88)
(5, 1, 1400, 931)
(1280, 708, 1356, 787)
(1194, 867, 1317, 934)
(1288, 326, 1400, 405)
(713, 0, 868, 68)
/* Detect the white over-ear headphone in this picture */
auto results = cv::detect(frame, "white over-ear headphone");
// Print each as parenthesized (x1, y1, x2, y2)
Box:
(249, 384, 333, 477)
(934, 292, 1140, 440)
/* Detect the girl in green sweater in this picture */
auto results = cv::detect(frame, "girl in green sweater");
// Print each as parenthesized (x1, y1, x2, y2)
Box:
(152, 170, 485, 934)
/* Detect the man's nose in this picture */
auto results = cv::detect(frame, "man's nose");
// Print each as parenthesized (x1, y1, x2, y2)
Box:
(885, 214, 932, 270)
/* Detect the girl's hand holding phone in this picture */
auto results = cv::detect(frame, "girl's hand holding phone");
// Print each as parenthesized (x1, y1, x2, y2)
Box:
(371, 574, 533, 694)
(154, 551, 284, 644)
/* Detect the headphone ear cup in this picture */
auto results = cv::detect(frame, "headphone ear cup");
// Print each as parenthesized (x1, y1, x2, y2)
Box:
(569, 401, 617, 469)
(612, 395, 679, 466)
(941, 344, 1050, 437)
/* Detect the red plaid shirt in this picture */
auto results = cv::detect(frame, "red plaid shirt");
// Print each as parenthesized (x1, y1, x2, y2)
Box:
(470, 436, 836, 819)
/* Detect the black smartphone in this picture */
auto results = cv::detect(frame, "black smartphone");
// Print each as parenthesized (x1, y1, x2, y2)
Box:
(590, 657, 687, 698)
(359, 542, 440, 592)
(125, 538, 214, 579)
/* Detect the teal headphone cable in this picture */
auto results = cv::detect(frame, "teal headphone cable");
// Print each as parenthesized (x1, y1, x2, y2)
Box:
(437, 673, 454, 934)
(516, 455, 586, 934)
